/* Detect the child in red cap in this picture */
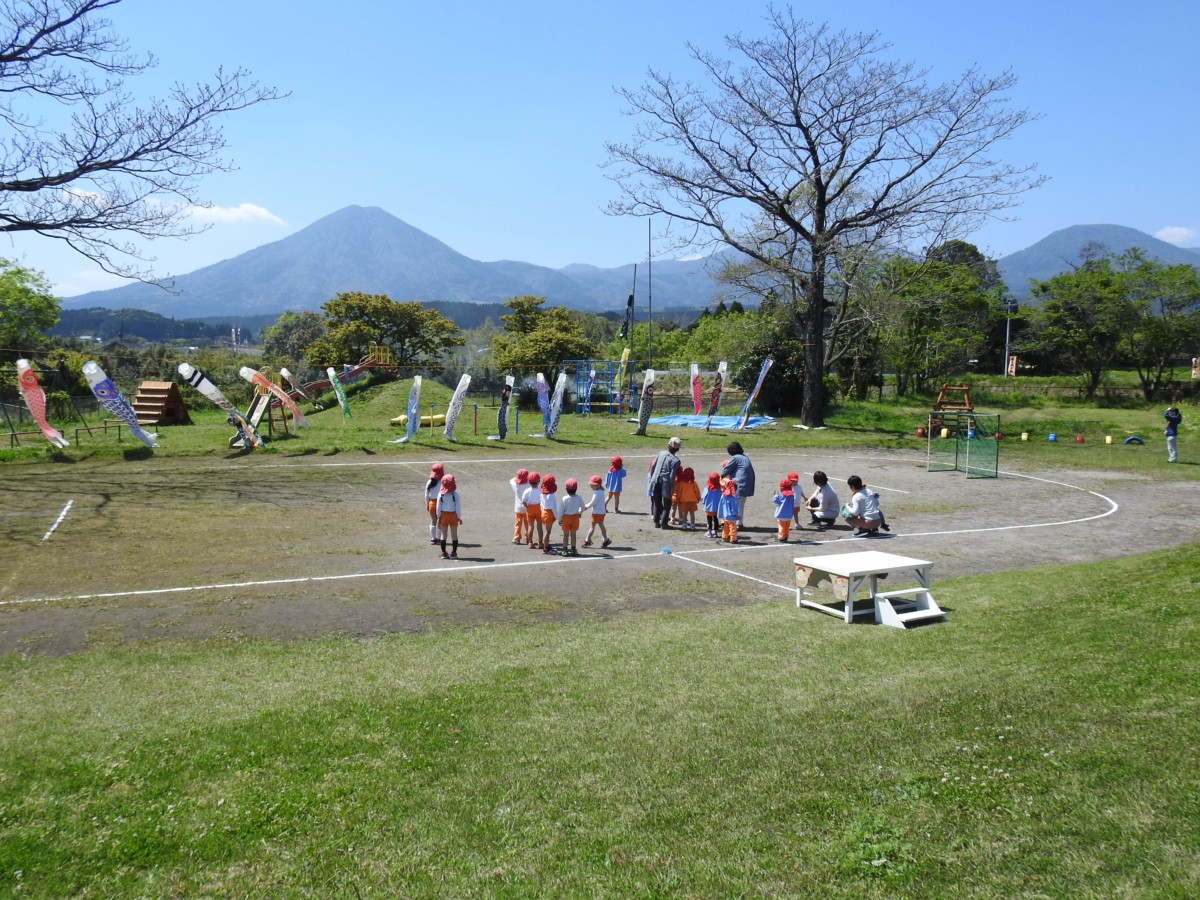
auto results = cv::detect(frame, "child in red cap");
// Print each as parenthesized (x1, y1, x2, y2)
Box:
(773, 477, 796, 542)
(435, 474, 463, 559)
(603, 455, 627, 512)
(787, 472, 804, 528)
(702, 472, 722, 537)
(559, 478, 584, 555)
(719, 477, 741, 543)
(675, 467, 701, 530)
(424, 463, 445, 544)
(539, 475, 559, 554)
(509, 468, 530, 544)
(524, 472, 542, 549)
(583, 474, 612, 548)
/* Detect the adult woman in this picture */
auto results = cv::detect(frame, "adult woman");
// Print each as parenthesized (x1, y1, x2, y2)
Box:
(720, 441, 756, 527)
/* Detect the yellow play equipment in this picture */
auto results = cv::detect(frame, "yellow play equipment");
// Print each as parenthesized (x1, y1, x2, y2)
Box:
(391, 413, 446, 427)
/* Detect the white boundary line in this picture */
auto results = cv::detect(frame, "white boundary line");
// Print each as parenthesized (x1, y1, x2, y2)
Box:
(2, 456, 1120, 609)
(41, 500, 73, 542)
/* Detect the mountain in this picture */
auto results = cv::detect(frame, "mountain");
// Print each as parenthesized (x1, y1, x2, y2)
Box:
(997, 224, 1200, 297)
(61, 205, 727, 318)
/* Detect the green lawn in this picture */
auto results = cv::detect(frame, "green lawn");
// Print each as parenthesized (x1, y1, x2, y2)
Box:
(1, 547, 1197, 896)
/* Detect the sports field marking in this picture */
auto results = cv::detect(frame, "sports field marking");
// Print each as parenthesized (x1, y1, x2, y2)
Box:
(41, 500, 73, 542)
(2, 457, 1119, 610)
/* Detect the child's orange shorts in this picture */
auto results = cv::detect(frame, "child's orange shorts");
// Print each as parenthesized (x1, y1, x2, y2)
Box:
(438, 511, 459, 528)
(540, 509, 556, 526)
(560, 513, 580, 532)
(426, 499, 437, 515)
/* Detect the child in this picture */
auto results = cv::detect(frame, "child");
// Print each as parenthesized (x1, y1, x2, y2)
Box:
(719, 477, 741, 543)
(676, 467, 701, 530)
(524, 472, 543, 549)
(424, 462, 444, 544)
(805, 470, 839, 528)
(773, 477, 796, 542)
(583, 475, 612, 548)
(604, 456, 627, 512)
(539, 474, 559, 554)
(788, 472, 804, 528)
(509, 468, 530, 544)
(435, 474, 463, 559)
(559, 478, 584, 555)
(670, 468, 683, 525)
(702, 472, 722, 538)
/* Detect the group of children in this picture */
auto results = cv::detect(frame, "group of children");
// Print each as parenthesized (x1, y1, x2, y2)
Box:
(507, 467, 614, 556)
(424, 459, 889, 560)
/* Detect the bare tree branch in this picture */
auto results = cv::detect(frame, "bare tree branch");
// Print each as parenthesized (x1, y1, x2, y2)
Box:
(0, 0, 285, 284)
(604, 5, 1043, 424)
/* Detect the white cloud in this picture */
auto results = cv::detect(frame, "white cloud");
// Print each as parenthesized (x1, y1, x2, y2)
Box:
(187, 203, 286, 226)
(1154, 226, 1199, 246)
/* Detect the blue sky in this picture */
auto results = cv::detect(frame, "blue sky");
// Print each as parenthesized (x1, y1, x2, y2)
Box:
(5, 0, 1199, 298)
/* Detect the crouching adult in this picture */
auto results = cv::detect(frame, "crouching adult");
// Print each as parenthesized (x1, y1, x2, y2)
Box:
(842, 475, 881, 537)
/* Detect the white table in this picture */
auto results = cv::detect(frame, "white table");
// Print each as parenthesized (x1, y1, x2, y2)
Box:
(793, 550, 945, 628)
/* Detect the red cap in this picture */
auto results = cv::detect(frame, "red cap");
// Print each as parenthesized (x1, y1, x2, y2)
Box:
(440, 474, 457, 493)
(565, 478, 578, 492)
(610, 455, 623, 470)
(588, 474, 603, 488)
(779, 479, 793, 492)
(540, 475, 557, 494)
(723, 479, 738, 496)
(528, 471, 541, 486)
(515, 468, 529, 484)
(787, 471, 800, 484)
(706, 472, 721, 490)
(429, 462, 444, 478)
(681, 467, 695, 482)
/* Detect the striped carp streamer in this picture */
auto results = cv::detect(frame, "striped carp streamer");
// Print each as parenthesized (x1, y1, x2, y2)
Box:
(400, 375, 422, 442)
(178, 362, 263, 448)
(634, 368, 656, 436)
(545, 372, 567, 438)
(15, 359, 69, 448)
(738, 358, 774, 430)
(535, 373, 550, 431)
(83, 361, 159, 448)
(325, 368, 351, 419)
(279, 367, 317, 406)
(443, 373, 471, 441)
(497, 374, 514, 439)
(614, 348, 630, 414)
(239, 367, 309, 429)
(703, 361, 727, 431)
(690, 363, 703, 415)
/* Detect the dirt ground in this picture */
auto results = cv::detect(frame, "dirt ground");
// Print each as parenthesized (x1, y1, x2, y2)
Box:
(1, 446, 1197, 655)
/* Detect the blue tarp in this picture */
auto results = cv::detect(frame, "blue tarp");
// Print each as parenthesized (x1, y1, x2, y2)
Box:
(639, 414, 778, 429)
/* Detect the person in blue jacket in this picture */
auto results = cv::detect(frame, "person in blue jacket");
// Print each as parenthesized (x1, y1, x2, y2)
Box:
(1164, 406, 1182, 463)
(720, 441, 756, 527)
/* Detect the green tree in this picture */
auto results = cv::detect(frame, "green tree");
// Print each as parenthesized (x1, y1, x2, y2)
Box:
(309, 293, 464, 368)
(877, 244, 1007, 395)
(606, 9, 1041, 426)
(1114, 249, 1200, 400)
(491, 295, 597, 383)
(0, 258, 60, 354)
(1030, 257, 1139, 398)
(261, 311, 328, 368)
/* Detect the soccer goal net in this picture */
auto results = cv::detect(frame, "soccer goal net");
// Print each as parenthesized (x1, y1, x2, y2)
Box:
(926, 412, 1000, 478)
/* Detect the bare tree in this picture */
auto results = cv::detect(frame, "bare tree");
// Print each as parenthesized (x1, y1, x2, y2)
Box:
(605, 7, 1043, 425)
(0, 0, 284, 282)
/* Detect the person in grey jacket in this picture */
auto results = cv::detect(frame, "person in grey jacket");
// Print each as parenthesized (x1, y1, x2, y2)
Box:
(721, 441, 756, 527)
(649, 436, 683, 528)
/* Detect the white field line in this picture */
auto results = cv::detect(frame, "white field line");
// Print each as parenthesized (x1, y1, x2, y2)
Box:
(41, 500, 73, 542)
(4, 462, 1118, 609)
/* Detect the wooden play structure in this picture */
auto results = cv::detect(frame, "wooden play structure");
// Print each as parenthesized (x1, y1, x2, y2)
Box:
(132, 381, 191, 425)
(927, 384, 973, 431)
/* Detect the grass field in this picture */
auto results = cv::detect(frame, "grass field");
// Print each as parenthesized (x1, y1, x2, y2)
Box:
(1, 548, 1197, 896)
(1, 376, 1197, 896)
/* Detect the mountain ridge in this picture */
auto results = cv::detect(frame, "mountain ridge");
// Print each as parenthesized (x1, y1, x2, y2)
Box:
(61, 206, 1197, 315)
